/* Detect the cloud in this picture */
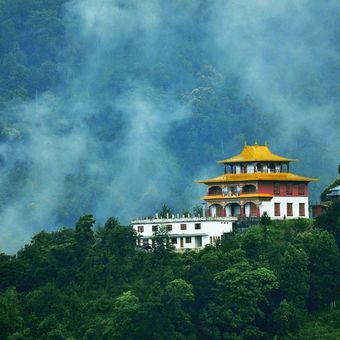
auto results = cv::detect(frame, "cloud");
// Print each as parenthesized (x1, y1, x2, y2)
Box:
(0, 0, 339, 253)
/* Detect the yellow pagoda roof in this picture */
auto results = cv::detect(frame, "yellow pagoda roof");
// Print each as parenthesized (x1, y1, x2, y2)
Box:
(217, 143, 296, 164)
(197, 172, 319, 184)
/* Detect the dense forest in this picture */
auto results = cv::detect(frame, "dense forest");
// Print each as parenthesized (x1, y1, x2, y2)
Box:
(1, 197, 340, 339)
(0, 0, 339, 253)
(0, 1, 340, 337)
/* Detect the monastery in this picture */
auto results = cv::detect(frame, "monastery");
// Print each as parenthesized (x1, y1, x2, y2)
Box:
(132, 142, 318, 250)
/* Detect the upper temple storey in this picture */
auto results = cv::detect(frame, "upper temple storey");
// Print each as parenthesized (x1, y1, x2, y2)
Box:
(197, 142, 318, 219)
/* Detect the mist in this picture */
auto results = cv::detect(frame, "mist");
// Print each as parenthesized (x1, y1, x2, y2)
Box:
(0, 0, 339, 253)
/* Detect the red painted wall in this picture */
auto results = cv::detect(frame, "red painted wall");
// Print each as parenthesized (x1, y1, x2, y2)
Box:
(257, 182, 274, 194)
(257, 182, 309, 196)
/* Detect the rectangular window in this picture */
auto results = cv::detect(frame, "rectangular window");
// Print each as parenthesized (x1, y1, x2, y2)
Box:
(298, 183, 305, 195)
(247, 164, 254, 173)
(299, 203, 305, 216)
(274, 203, 280, 216)
(152, 225, 158, 232)
(185, 237, 191, 244)
(195, 223, 201, 230)
(286, 183, 293, 195)
(143, 239, 149, 245)
(137, 226, 144, 233)
(274, 183, 280, 195)
(180, 224, 187, 230)
(171, 237, 177, 244)
(166, 225, 172, 231)
(287, 203, 293, 216)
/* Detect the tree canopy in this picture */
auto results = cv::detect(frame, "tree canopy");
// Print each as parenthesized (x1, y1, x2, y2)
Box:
(0, 214, 339, 339)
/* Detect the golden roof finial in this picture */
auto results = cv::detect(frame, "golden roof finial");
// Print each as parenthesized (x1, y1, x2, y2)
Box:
(254, 139, 258, 145)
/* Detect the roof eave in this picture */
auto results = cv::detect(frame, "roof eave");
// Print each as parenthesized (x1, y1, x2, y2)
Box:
(217, 159, 297, 164)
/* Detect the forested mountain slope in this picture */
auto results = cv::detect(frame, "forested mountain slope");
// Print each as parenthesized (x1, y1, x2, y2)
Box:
(1, 204, 340, 339)
(0, 0, 339, 253)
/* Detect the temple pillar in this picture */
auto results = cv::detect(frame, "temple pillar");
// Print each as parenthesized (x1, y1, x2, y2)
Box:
(241, 204, 245, 219)
(222, 206, 226, 217)
(256, 205, 260, 217)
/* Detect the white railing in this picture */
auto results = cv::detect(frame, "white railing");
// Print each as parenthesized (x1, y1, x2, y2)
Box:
(132, 216, 238, 224)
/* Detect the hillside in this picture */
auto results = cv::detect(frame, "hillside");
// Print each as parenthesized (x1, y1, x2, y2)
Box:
(0, 0, 339, 253)
(1, 200, 340, 338)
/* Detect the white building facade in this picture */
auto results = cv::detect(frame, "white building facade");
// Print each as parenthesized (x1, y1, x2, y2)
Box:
(132, 216, 237, 250)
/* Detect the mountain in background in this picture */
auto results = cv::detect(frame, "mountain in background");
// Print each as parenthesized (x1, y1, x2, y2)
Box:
(0, 0, 339, 252)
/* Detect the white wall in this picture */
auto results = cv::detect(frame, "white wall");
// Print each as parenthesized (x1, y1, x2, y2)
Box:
(133, 217, 236, 250)
(260, 196, 309, 219)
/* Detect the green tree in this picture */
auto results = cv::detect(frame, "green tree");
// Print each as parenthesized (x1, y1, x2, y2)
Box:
(98, 291, 140, 339)
(316, 198, 340, 248)
(202, 261, 278, 339)
(298, 230, 340, 310)
(75, 214, 95, 261)
(277, 243, 309, 309)
(193, 204, 203, 217)
(153, 224, 174, 256)
(158, 204, 173, 218)
(162, 279, 195, 339)
(96, 217, 136, 258)
(0, 288, 23, 339)
(273, 299, 299, 338)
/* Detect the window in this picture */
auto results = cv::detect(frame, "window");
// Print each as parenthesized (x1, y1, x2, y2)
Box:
(247, 164, 254, 173)
(299, 203, 305, 216)
(185, 237, 191, 244)
(256, 163, 263, 172)
(286, 183, 293, 195)
(152, 225, 158, 232)
(298, 183, 305, 195)
(274, 203, 280, 216)
(287, 203, 293, 216)
(143, 239, 149, 245)
(171, 237, 177, 244)
(208, 186, 222, 196)
(243, 185, 256, 193)
(180, 224, 187, 230)
(195, 223, 201, 230)
(166, 225, 172, 231)
(137, 226, 144, 233)
(274, 183, 280, 195)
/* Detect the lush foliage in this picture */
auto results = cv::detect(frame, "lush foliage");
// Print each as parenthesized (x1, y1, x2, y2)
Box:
(0, 1, 339, 336)
(1, 211, 340, 339)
